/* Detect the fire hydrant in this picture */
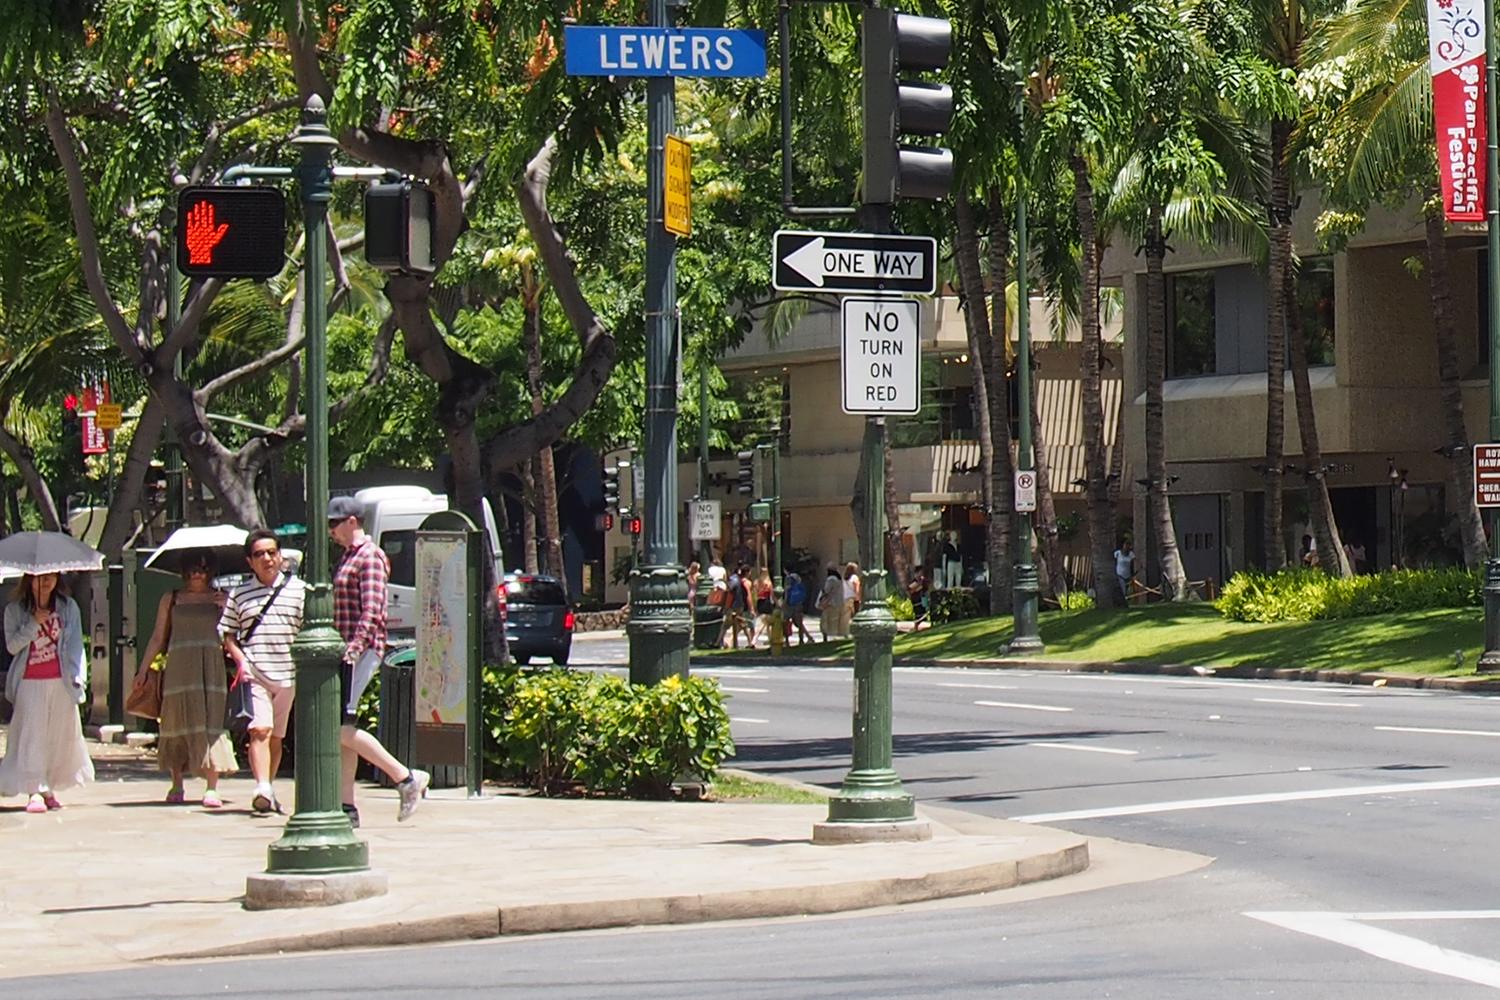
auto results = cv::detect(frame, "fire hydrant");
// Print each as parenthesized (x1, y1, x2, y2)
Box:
(768, 602, 786, 655)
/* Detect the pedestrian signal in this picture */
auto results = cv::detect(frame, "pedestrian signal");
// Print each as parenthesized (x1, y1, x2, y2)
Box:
(175, 186, 287, 280)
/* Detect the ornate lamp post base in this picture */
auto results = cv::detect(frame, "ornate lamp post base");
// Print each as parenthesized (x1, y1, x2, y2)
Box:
(245, 869, 389, 910)
(1006, 561, 1045, 656)
(1479, 557, 1500, 672)
(816, 600, 931, 844)
(627, 565, 692, 685)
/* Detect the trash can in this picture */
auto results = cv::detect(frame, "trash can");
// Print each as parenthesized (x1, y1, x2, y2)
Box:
(693, 605, 724, 650)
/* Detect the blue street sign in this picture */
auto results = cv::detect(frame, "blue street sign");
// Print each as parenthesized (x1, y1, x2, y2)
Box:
(564, 27, 767, 78)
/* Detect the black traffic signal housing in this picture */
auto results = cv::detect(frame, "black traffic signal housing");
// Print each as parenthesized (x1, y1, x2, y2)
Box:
(365, 179, 436, 276)
(627, 515, 643, 536)
(176, 186, 287, 280)
(736, 450, 756, 496)
(603, 466, 621, 512)
(595, 511, 614, 533)
(862, 8, 954, 204)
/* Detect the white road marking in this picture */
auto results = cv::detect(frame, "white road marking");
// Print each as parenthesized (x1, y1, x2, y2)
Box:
(973, 700, 1073, 713)
(1026, 742, 1137, 756)
(1246, 911, 1500, 990)
(1253, 697, 1362, 709)
(1013, 776, 1500, 823)
(720, 686, 769, 694)
(1376, 725, 1500, 738)
(935, 682, 1020, 691)
(730, 717, 770, 725)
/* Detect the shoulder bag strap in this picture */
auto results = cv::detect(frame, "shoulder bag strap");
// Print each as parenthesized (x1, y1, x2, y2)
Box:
(240, 574, 291, 644)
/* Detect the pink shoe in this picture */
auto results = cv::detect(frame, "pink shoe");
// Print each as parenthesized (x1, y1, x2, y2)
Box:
(201, 791, 223, 809)
(165, 787, 185, 804)
(42, 793, 61, 811)
(25, 795, 46, 814)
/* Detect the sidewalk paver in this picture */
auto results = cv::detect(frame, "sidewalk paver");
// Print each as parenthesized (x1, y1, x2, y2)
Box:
(0, 741, 1099, 977)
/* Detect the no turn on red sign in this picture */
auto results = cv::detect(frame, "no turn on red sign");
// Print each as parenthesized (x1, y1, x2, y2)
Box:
(841, 297, 921, 415)
(1475, 444, 1500, 507)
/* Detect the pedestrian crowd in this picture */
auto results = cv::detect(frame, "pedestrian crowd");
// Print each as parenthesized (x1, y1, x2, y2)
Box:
(0, 500, 428, 824)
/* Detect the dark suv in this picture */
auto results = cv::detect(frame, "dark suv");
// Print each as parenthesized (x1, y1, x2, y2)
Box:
(503, 574, 574, 665)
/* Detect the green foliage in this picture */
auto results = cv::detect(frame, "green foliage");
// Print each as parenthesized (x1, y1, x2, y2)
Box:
(490, 668, 735, 798)
(886, 593, 915, 622)
(930, 587, 982, 624)
(1057, 590, 1095, 611)
(1215, 568, 1482, 623)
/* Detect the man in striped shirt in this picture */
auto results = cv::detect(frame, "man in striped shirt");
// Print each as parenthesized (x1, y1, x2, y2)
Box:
(221, 529, 306, 815)
(328, 496, 429, 826)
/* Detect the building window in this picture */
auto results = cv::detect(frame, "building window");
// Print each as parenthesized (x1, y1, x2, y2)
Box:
(1295, 256, 1335, 366)
(1167, 271, 1216, 378)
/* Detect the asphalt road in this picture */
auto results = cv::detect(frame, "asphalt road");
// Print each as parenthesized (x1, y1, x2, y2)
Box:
(23, 655, 1500, 998)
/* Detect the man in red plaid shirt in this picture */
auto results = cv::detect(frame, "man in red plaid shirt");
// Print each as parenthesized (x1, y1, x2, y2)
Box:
(328, 496, 429, 828)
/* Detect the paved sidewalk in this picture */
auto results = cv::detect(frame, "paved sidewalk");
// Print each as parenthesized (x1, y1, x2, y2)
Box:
(0, 741, 1107, 977)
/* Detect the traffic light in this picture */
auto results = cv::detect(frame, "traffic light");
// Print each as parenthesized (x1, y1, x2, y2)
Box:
(603, 465, 620, 511)
(736, 450, 756, 496)
(365, 179, 436, 276)
(627, 516, 643, 536)
(175, 186, 287, 279)
(861, 8, 954, 204)
(595, 511, 614, 533)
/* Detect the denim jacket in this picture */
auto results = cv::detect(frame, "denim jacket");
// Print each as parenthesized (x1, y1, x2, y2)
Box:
(4, 596, 87, 705)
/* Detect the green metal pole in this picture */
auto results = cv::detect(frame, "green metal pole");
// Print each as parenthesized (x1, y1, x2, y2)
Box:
(265, 96, 369, 875)
(771, 424, 783, 598)
(1482, 0, 1500, 672)
(627, 0, 692, 685)
(1008, 166, 1043, 655)
(164, 250, 184, 529)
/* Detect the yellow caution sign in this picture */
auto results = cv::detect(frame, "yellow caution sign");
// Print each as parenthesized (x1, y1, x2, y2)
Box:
(664, 134, 691, 237)
(96, 404, 123, 431)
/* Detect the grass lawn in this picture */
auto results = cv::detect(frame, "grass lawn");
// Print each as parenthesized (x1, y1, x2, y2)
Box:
(769, 604, 1485, 677)
(708, 771, 827, 804)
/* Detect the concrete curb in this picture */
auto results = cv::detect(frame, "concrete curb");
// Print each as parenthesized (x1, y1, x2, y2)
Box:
(151, 840, 1088, 961)
(692, 653, 1500, 692)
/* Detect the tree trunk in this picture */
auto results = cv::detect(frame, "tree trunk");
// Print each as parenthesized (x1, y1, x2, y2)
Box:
(521, 460, 539, 574)
(98, 396, 167, 558)
(1424, 205, 1489, 569)
(953, 190, 1003, 612)
(1263, 121, 1293, 572)
(985, 186, 1016, 611)
(0, 469, 8, 536)
(1031, 379, 1066, 597)
(1143, 208, 1190, 598)
(523, 281, 564, 581)
(1285, 264, 1350, 577)
(1070, 153, 1121, 606)
(0, 426, 63, 531)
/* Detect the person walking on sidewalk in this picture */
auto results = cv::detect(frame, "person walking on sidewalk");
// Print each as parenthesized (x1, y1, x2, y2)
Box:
(817, 566, 843, 640)
(0, 573, 93, 813)
(328, 496, 429, 828)
(220, 529, 305, 816)
(135, 553, 238, 808)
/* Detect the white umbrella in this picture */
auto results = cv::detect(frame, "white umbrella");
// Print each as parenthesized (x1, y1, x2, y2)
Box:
(0, 532, 105, 575)
(143, 524, 249, 575)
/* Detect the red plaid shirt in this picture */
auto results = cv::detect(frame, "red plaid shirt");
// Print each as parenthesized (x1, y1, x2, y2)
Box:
(333, 535, 389, 664)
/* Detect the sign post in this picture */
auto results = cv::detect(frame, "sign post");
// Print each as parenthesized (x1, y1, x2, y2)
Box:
(840, 297, 921, 416)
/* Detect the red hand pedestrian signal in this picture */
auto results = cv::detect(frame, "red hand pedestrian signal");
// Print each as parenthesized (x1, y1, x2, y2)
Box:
(175, 186, 287, 280)
(184, 199, 230, 265)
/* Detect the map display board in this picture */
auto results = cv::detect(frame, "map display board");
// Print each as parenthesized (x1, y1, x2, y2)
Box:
(415, 530, 469, 766)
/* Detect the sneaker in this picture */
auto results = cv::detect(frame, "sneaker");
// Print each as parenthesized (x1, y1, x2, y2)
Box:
(165, 787, 185, 805)
(41, 793, 61, 811)
(251, 785, 275, 815)
(341, 803, 360, 829)
(202, 791, 223, 809)
(25, 794, 45, 814)
(397, 769, 430, 822)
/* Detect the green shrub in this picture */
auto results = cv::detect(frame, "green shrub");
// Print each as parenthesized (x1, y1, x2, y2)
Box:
(887, 593, 915, 621)
(930, 587, 981, 624)
(491, 668, 734, 797)
(1215, 567, 1481, 623)
(1058, 590, 1094, 612)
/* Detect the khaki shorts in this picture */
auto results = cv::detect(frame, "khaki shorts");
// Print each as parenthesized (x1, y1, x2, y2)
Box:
(247, 669, 295, 739)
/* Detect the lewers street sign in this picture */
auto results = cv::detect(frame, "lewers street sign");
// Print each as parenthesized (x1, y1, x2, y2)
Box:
(772, 230, 937, 295)
(564, 27, 767, 78)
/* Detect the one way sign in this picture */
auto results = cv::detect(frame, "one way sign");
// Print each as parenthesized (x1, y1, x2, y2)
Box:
(773, 230, 937, 295)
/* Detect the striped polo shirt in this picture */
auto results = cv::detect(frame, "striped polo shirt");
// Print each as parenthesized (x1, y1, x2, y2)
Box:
(219, 573, 307, 688)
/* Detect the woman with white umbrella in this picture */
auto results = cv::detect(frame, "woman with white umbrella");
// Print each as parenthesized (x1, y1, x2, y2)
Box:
(1, 541, 98, 812)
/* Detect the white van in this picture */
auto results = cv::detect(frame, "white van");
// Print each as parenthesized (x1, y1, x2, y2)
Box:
(346, 486, 506, 636)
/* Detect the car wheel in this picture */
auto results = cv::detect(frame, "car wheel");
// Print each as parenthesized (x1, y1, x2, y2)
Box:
(514, 654, 531, 666)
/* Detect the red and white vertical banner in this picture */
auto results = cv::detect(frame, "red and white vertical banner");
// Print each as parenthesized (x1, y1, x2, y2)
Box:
(80, 382, 110, 455)
(1428, 0, 1486, 221)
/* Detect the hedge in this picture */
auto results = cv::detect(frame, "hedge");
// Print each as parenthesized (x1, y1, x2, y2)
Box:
(1215, 567, 1481, 623)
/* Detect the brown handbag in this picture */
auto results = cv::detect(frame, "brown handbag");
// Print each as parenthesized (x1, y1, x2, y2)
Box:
(125, 667, 162, 720)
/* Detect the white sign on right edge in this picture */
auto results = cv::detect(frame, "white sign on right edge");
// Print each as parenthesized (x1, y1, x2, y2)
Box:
(1015, 470, 1037, 513)
(841, 297, 921, 415)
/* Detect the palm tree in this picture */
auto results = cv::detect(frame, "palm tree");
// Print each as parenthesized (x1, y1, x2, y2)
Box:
(1303, 0, 1489, 569)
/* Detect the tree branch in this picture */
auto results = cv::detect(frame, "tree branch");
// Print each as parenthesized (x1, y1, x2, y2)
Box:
(516, 134, 610, 352)
(190, 96, 301, 185)
(0, 426, 62, 532)
(199, 274, 307, 402)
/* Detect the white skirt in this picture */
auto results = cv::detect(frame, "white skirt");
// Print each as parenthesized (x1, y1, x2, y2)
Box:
(0, 677, 95, 797)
